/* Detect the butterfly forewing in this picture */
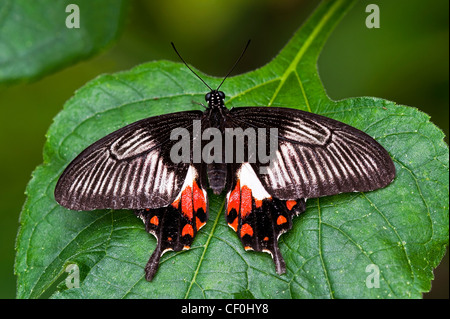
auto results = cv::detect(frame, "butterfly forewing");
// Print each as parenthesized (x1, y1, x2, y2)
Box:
(228, 107, 395, 200)
(55, 110, 203, 210)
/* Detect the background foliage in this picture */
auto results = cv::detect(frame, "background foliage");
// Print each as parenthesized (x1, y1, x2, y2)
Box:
(0, 0, 126, 83)
(0, 0, 448, 298)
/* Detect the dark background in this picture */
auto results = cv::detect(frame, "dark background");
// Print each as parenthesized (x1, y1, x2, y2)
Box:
(0, 0, 448, 298)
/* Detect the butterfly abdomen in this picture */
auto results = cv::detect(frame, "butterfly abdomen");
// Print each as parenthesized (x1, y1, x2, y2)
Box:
(207, 163, 227, 195)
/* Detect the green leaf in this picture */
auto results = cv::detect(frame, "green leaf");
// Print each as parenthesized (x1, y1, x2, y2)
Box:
(0, 0, 127, 84)
(15, 0, 448, 299)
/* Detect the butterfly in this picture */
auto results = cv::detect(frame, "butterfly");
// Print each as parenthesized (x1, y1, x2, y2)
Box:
(54, 41, 395, 281)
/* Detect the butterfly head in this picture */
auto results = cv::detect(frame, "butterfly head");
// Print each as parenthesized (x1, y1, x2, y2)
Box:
(205, 90, 225, 109)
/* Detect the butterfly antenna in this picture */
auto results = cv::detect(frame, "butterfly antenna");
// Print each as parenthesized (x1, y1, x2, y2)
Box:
(216, 39, 251, 91)
(171, 42, 213, 91)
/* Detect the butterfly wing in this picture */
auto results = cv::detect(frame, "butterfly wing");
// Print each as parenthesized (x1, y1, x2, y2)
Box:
(55, 110, 210, 281)
(54, 110, 203, 211)
(228, 106, 395, 200)
(135, 162, 208, 280)
(224, 106, 395, 274)
(225, 162, 306, 274)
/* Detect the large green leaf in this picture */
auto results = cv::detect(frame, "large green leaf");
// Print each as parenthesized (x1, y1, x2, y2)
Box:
(0, 0, 127, 84)
(15, 0, 448, 299)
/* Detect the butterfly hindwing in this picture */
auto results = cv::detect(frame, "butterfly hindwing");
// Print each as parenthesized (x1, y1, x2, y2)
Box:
(135, 163, 208, 280)
(226, 162, 306, 274)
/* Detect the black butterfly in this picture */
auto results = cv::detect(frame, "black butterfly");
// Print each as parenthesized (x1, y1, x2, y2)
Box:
(55, 42, 395, 281)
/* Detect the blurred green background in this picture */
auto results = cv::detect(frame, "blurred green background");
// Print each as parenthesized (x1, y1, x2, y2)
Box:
(0, 0, 448, 298)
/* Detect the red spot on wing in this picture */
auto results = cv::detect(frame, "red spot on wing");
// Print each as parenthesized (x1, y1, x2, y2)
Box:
(193, 180, 206, 212)
(277, 215, 287, 225)
(172, 198, 180, 209)
(181, 185, 193, 219)
(227, 180, 240, 214)
(263, 236, 269, 241)
(286, 200, 297, 211)
(240, 185, 252, 218)
(240, 223, 254, 237)
(254, 198, 263, 208)
(182, 224, 194, 237)
(196, 217, 206, 230)
(228, 217, 238, 232)
(150, 215, 159, 226)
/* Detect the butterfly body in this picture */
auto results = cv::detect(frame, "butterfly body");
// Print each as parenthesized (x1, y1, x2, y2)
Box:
(202, 91, 230, 194)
